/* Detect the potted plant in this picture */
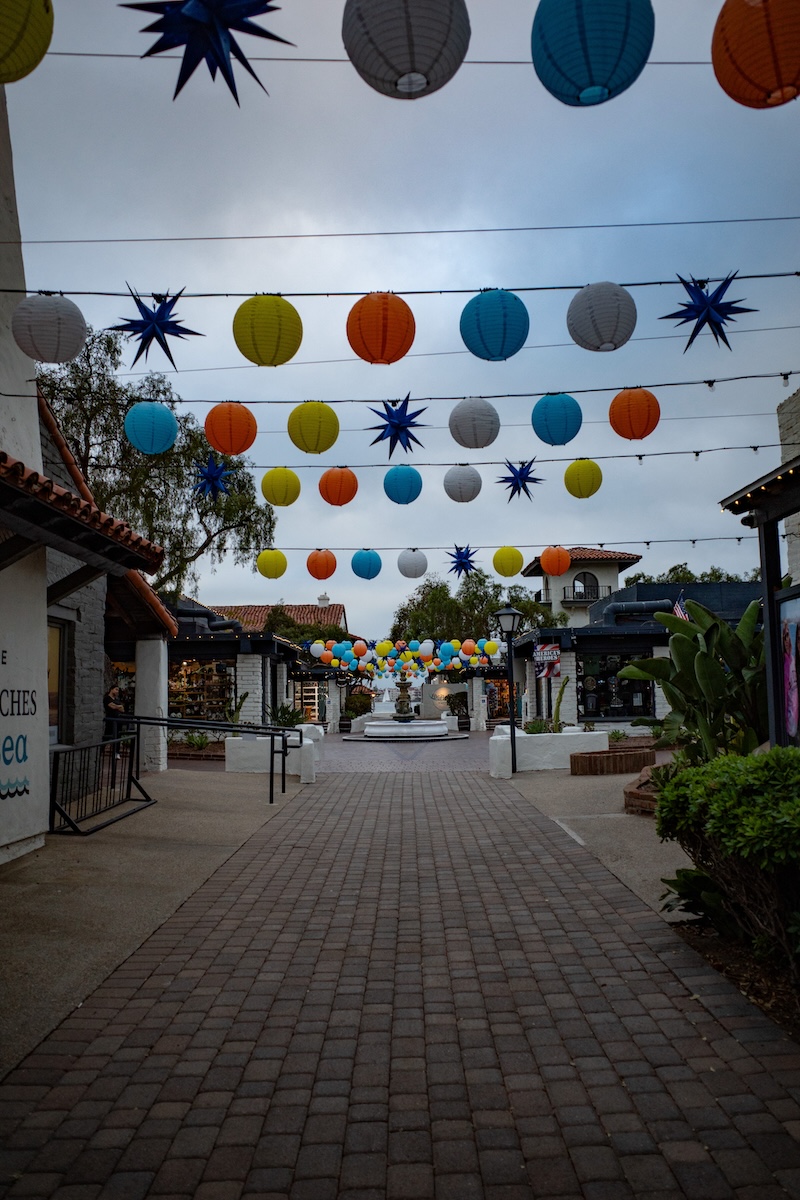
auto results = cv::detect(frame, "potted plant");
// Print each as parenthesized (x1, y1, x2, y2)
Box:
(445, 691, 471, 731)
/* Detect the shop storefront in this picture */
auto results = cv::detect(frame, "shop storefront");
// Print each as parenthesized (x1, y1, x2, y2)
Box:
(168, 658, 237, 720)
(576, 650, 654, 721)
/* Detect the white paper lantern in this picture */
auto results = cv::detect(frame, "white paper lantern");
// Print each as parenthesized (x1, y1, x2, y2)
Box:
(12, 295, 87, 363)
(342, 0, 471, 99)
(566, 282, 637, 352)
(444, 464, 482, 502)
(449, 396, 500, 449)
(398, 548, 428, 578)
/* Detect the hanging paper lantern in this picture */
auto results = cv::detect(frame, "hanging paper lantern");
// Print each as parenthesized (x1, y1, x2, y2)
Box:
(319, 466, 358, 506)
(567, 283, 637, 352)
(0, 0, 53, 83)
(398, 548, 428, 578)
(384, 465, 423, 505)
(444, 465, 482, 503)
(532, 393, 582, 446)
(307, 548, 337, 579)
(261, 467, 300, 506)
(310, 641, 326, 658)
(608, 388, 660, 440)
(448, 396, 500, 448)
(564, 459, 603, 498)
(257, 549, 287, 579)
(204, 402, 257, 455)
(531, 0, 655, 107)
(484, 640, 499, 655)
(460, 290, 530, 361)
(346, 293, 415, 364)
(232, 295, 303, 366)
(712, 0, 800, 109)
(124, 402, 178, 455)
(287, 401, 339, 454)
(11, 295, 87, 364)
(493, 546, 523, 577)
(342, 0, 471, 99)
(352, 548, 382, 579)
(540, 546, 572, 576)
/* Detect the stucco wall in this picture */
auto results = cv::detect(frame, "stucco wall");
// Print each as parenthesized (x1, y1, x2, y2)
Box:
(777, 388, 800, 581)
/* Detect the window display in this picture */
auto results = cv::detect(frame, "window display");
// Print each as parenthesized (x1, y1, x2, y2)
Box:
(168, 659, 235, 720)
(576, 651, 653, 720)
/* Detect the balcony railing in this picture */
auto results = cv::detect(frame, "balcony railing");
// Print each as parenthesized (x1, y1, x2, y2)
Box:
(561, 586, 612, 603)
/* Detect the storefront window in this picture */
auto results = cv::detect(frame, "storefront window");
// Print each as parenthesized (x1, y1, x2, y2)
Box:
(576, 651, 654, 720)
(168, 659, 236, 719)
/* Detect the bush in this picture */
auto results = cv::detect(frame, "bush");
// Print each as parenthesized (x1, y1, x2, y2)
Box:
(657, 747, 800, 978)
(266, 703, 306, 727)
(608, 729, 629, 743)
(345, 693, 372, 718)
(524, 718, 550, 734)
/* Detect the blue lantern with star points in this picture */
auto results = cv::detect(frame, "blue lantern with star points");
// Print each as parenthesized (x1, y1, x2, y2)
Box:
(448, 545, 478, 578)
(497, 459, 544, 501)
(122, 0, 293, 102)
(194, 452, 235, 501)
(367, 394, 427, 458)
(111, 286, 202, 368)
(660, 272, 756, 352)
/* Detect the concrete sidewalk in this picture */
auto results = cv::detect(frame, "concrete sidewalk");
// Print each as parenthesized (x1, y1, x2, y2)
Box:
(1, 762, 799, 1198)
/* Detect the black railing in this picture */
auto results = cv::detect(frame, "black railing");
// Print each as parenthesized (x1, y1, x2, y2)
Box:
(50, 716, 303, 835)
(561, 585, 613, 602)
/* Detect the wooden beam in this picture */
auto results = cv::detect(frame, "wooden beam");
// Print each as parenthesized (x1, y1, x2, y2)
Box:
(0, 534, 38, 572)
(47, 565, 106, 607)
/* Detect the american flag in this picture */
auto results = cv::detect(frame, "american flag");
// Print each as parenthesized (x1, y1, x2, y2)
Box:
(673, 591, 690, 621)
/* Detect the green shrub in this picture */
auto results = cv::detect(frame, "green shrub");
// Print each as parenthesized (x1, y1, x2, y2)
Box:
(608, 729, 629, 743)
(657, 747, 800, 978)
(185, 730, 209, 750)
(445, 692, 468, 717)
(266, 703, 307, 727)
(345, 693, 372, 718)
(524, 718, 550, 734)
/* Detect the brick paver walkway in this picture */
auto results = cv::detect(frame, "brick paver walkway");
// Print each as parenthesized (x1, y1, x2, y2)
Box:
(1, 772, 799, 1199)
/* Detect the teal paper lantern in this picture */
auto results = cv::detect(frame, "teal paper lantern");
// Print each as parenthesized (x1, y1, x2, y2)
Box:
(532, 0, 655, 107)
(384, 464, 423, 505)
(352, 548, 382, 579)
(460, 290, 530, 361)
(124, 401, 178, 454)
(532, 393, 583, 445)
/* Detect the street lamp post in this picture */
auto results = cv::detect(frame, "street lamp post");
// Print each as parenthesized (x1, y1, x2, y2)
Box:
(493, 604, 523, 773)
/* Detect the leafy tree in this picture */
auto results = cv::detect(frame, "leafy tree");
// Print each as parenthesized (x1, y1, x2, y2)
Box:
(38, 329, 275, 596)
(625, 562, 760, 586)
(262, 603, 350, 646)
(389, 569, 566, 641)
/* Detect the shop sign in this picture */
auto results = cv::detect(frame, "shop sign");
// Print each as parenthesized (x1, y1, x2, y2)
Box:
(534, 643, 560, 678)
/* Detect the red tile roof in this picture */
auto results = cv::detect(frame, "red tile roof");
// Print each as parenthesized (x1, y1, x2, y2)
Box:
(523, 546, 641, 577)
(212, 603, 348, 634)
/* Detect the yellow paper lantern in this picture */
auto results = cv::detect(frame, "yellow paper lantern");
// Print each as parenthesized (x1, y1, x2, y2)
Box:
(261, 467, 301, 506)
(233, 295, 303, 366)
(256, 549, 287, 579)
(484, 640, 499, 655)
(493, 546, 523, 577)
(564, 459, 603, 499)
(0, 0, 53, 84)
(287, 401, 339, 454)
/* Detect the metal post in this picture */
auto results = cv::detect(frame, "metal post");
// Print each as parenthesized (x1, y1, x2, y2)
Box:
(506, 632, 517, 774)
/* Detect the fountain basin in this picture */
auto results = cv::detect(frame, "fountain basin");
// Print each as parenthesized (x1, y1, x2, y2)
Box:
(364, 720, 448, 739)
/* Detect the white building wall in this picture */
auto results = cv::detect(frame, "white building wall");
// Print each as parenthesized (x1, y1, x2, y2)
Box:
(135, 637, 168, 772)
(236, 653, 263, 725)
(777, 388, 800, 582)
(555, 650, 578, 726)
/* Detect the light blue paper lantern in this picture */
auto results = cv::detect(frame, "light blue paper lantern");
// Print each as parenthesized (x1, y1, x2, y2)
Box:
(460, 290, 530, 362)
(352, 548, 382, 579)
(532, 393, 583, 445)
(531, 0, 655, 107)
(124, 401, 178, 454)
(384, 464, 423, 505)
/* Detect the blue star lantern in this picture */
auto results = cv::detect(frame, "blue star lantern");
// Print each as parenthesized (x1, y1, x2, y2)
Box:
(367, 394, 427, 459)
(123, 0, 293, 103)
(111, 286, 203, 368)
(448, 545, 478, 578)
(660, 272, 756, 352)
(497, 459, 544, 502)
(194, 453, 235, 501)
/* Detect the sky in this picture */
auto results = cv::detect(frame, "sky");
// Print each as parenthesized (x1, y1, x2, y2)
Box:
(6, 0, 800, 638)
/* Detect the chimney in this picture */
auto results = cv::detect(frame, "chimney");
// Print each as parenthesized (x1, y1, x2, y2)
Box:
(317, 592, 330, 606)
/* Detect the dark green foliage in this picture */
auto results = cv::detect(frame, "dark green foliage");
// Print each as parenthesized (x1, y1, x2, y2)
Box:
(261, 603, 351, 646)
(445, 692, 468, 717)
(618, 598, 767, 762)
(344, 693, 372, 718)
(38, 329, 275, 596)
(390, 569, 567, 642)
(608, 729, 629, 743)
(625, 562, 760, 585)
(657, 748, 800, 978)
(523, 718, 550, 734)
(660, 868, 747, 941)
(265, 703, 306, 727)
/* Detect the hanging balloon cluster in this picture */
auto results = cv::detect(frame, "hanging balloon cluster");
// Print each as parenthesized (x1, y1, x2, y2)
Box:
(307, 635, 502, 680)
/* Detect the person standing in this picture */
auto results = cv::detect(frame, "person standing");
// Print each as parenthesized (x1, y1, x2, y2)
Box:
(103, 685, 125, 756)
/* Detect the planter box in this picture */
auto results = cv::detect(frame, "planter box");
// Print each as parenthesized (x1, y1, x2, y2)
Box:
(224, 725, 322, 784)
(489, 729, 609, 778)
(570, 748, 656, 776)
(624, 766, 659, 815)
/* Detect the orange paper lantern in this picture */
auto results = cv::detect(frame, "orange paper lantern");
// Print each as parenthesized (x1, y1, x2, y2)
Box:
(353, 640, 368, 657)
(205, 402, 257, 455)
(319, 466, 358, 506)
(608, 388, 660, 440)
(712, 0, 800, 109)
(346, 292, 416, 364)
(540, 546, 572, 577)
(307, 548, 337, 580)
(320, 650, 333, 664)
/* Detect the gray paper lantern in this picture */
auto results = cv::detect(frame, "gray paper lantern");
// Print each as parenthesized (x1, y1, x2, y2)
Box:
(342, 0, 471, 99)
(398, 548, 428, 578)
(444, 464, 482, 502)
(449, 396, 500, 449)
(12, 294, 87, 363)
(566, 281, 637, 352)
